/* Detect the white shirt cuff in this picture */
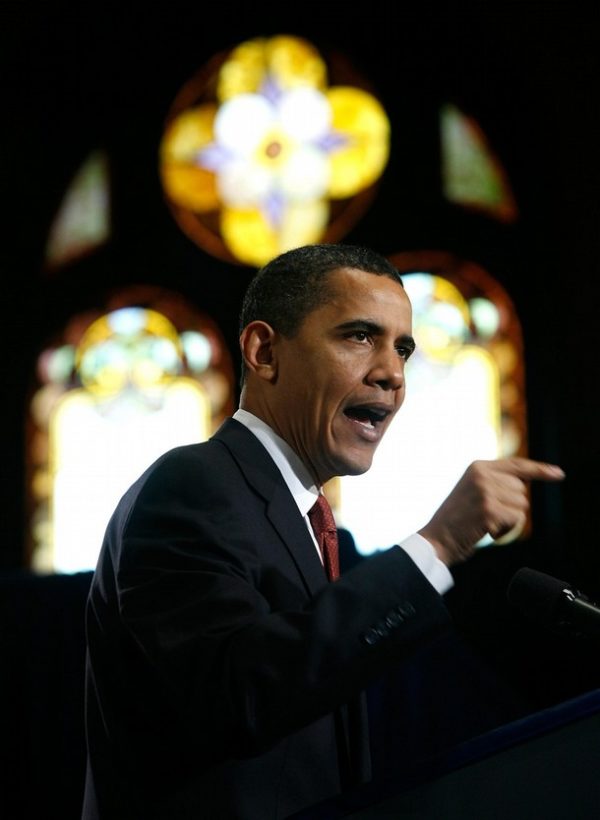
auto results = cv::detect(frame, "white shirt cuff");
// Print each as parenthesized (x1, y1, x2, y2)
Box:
(398, 532, 454, 595)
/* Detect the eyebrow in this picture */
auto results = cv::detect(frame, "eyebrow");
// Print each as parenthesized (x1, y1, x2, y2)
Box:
(336, 320, 416, 354)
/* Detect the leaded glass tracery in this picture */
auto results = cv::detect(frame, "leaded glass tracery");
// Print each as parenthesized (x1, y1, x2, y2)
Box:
(27, 289, 235, 573)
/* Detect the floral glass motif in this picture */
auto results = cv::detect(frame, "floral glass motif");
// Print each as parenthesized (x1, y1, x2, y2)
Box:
(160, 35, 390, 266)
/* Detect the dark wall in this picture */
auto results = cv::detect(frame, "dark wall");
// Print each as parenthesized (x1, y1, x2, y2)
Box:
(1, 5, 598, 588)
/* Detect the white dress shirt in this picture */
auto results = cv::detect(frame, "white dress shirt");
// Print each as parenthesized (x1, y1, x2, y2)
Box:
(233, 409, 454, 595)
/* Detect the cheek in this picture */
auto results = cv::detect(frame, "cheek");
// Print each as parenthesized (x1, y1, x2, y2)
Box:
(320, 374, 352, 415)
(292, 350, 361, 423)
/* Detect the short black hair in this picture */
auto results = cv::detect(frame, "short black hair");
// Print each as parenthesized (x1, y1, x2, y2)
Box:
(239, 243, 402, 336)
(238, 243, 403, 385)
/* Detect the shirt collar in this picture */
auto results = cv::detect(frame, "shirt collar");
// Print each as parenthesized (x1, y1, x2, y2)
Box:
(233, 408, 319, 517)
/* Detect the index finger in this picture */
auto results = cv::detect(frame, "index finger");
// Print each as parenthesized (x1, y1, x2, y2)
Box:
(493, 456, 565, 481)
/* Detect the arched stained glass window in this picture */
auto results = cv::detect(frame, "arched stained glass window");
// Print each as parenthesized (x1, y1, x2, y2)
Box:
(159, 34, 391, 267)
(44, 149, 111, 270)
(441, 103, 518, 223)
(27, 287, 235, 574)
(336, 251, 527, 555)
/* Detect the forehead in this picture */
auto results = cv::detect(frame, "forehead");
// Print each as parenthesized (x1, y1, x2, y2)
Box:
(321, 266, 411, 315)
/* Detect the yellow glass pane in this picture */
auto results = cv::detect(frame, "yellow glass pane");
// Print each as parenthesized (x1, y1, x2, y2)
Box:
(161, 164, 219, 212)
(327, 87, 390, 198)
(221, 199, 329, 267)
(161, 105, 220, 211)
(278, 200, 329, 251)
(265, 35, 328, 90)
(220, 208, 279, 267)
(217, 36, 327, 101)
(161, 106, 216, 161)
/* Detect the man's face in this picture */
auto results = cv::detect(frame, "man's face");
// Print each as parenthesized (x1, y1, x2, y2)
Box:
(270, 267, 414, 485)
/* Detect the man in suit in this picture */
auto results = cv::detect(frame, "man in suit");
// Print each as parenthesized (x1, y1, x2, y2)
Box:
(82, 244, 564, 819)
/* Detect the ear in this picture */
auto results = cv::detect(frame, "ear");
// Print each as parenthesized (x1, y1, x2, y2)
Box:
(239, 321, 279, 382)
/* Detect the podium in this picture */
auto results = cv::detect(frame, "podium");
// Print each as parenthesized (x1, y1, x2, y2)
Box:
(293, 687, 600, 819)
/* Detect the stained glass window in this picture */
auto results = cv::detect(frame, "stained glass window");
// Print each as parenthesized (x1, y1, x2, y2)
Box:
(27, 289, 235, 573)
(441, 103, 518, 223)
(44, 150, 111, 270)
(337, 252, 527, 555)
(159, 34, 391, 267)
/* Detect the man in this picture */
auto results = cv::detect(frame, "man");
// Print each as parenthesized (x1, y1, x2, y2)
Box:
(82, 244, 564, 819)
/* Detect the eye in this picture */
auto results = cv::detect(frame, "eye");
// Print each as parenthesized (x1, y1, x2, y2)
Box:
(347, 330, 371, 343)
(396, 345, 413, 360)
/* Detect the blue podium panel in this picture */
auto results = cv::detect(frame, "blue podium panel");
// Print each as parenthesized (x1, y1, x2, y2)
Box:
(293, 689, 600, 820)
(347, 705, 600, 819)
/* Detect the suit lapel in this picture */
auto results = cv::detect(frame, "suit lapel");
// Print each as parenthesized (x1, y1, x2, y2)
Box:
(213, 419, 371, 786)
(213, 419, 328, 596)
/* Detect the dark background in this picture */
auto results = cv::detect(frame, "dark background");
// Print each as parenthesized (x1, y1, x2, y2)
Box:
(1, 4, 599, 817)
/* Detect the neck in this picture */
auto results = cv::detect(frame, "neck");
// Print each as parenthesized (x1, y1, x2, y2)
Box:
(238, 395, 324, 488)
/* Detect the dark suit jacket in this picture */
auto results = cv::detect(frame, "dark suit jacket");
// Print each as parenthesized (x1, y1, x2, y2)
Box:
(82, 418, 451, 820)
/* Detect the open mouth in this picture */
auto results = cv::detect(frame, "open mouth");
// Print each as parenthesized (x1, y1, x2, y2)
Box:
(343, 405, 390, 429)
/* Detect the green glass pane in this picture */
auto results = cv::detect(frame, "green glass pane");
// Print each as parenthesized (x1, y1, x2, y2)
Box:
(441, 103, 518, 222)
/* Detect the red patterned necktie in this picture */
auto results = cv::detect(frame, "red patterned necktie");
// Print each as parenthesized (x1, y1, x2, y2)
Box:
(308, 494, 340, 581)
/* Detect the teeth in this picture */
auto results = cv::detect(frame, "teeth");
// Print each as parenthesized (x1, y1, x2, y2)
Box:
(357, 417, 374, 427)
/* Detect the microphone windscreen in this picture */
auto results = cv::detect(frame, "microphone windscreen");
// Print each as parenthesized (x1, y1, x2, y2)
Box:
(507, 567, 570, 625)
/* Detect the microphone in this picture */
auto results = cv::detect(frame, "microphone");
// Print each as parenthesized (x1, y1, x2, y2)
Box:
(507, 567, 600, 638)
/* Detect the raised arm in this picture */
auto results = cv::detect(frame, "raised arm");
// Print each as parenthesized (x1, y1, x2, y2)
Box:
(418, 457, 565, 566)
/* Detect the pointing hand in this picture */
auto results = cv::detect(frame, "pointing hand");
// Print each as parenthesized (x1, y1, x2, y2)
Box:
(418, 457, 565, 566)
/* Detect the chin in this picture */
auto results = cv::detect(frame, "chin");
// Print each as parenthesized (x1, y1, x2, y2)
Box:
(332, 456, 374, 478)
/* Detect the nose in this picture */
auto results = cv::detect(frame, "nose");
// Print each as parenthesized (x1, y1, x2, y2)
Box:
(366, 346, 405, 392)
